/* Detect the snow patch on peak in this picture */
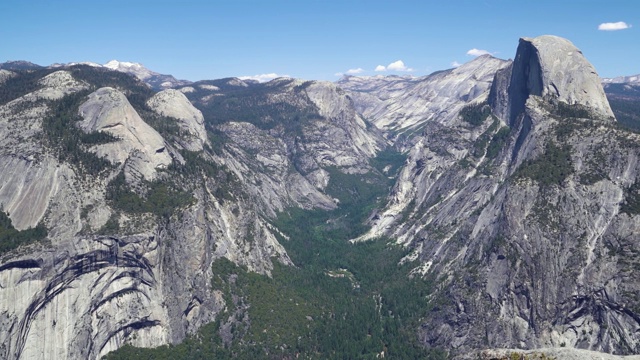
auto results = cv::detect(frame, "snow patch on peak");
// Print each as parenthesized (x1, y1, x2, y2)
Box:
(104, 60, 156, 80)
(198, 84, 220, 91)
(102, 60, 191, 90)
(602, 74, 640, 84)
(104, 60, 145, 70)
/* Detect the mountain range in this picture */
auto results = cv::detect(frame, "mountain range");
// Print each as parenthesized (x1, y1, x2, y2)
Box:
(1, 35, 640, 360)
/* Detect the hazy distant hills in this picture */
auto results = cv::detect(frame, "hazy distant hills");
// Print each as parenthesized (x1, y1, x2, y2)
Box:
(0, 59, 191, 90)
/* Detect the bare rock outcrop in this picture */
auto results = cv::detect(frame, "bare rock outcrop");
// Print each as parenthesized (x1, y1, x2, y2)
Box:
(339, 55, 511, 144)
(78, 87, 172, 181)
(353, 35, 640, 356)
(146, 89, 207, 151)
(508, 35, 614, 124)
(0, 69, 15, 84)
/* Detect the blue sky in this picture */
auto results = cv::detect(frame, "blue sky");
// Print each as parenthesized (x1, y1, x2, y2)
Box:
(1, 0, 637, 81)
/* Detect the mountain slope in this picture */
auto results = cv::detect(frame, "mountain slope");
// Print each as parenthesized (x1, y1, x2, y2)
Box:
(0, 63, 395, 359)
(103, 60, 191, 90)
(358, 35, 640, 355)
(2, 35, 640, 360)
(338, 55, 511, 146)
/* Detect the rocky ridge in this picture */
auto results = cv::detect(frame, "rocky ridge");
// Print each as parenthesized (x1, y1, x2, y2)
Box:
(0, 62, 390, 359)
(103, 60, 191, 90)
(603, 74, 640, 85)
(146, 89, 207, 152)
(78, 87, 172, 181)
(1, 34, 640, 359)
(338, 55, 511, 146)
(350, 35, 640, 355)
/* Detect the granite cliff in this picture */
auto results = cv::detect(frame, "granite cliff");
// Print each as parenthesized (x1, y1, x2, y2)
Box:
(346, 35, 640, 355)
(1, 35, 639, 359)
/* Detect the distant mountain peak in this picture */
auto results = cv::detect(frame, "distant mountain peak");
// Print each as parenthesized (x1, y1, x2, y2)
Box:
(0, 60, 43, 71)
(602, 74, 640, 84)
(103, 60, 156, 80)
(104, 60, 141, 67)
(104, 60, 147, 71)
(102, 60, 191, 90)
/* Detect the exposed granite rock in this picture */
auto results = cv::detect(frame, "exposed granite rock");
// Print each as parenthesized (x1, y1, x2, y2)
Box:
(0, 70, 15, 84)
(0, 66, 378, 359)
(509, 36, 614, 123)
(29, 71, 89, 101)
(339, 55, 511, 145)
(469, 348, 640, 360)
(218, 121, 336, 217)
(1, 35, 636, 359)
(78, 87, 172, 181)
(146, 89, 207, 151)
(302, 81, 385, 172)
(355, 35, 640, 356)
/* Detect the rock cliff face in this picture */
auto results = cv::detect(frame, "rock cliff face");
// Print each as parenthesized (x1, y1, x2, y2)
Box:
(506, 35, 614, 124)
(355, 35, 640, 355)
(182, 77, 386, 199)
(146, 89, 207, 152)
(0, 68, 327, 359)
(1, 35, 639, 359)
(0, 62, 390, 359)
(78, 87, 172, 181)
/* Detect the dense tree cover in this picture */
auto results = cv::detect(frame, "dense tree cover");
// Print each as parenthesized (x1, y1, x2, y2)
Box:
(471, 119, 510, 159)
(42, 90, 117, 175)
(552, 100, 593, 119)
(184, 79, 321, 133)
(621, 180, 640, 215)
(515, 141, 573, 186)
(604, 83, 640, 99)
(0, 61, 44, 71)
(369, 148, 408, 177)
(0, 68, 57, 106)
(459, 102, 491, 126)
(105, 151, 447, 359)
(0, 210, 47, 254)
(169, 150, 240, 202)
(486, 126, 511, 159)
(609, 97, 640, 132)
(105, 171, 194, 218)
(68, 65, 154, 105)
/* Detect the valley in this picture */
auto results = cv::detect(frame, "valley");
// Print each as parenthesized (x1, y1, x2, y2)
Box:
(1, 34, 640, 360)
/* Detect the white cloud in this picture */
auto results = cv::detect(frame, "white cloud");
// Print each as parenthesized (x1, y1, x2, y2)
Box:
(598, 21, 631, 31)
(346, 68, 364, 74)
(238, 73, 288, 82)
(466, 48, 491, 57)
(451, 61, 462, 68)
(375, 65, 386, 72)
(387, 60, 413, 72)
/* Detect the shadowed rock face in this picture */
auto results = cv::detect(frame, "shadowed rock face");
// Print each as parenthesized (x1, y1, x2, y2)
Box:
(511, 36, 614, 122)
(350, 35, 640, 355)
(0, 65, 388, 359)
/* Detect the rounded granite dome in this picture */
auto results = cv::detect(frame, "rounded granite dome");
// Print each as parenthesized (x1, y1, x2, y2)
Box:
(515, 35, 614, 120)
